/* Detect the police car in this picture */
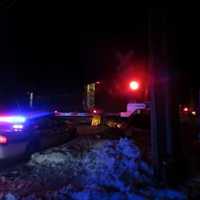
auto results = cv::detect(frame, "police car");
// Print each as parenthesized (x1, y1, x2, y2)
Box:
(0, 115, 30, 160)
(0, 113, 77, 161)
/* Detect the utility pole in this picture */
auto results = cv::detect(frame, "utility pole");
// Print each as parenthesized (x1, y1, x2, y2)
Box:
(148, 8, 182, 184)
(28, 91, 34, 108)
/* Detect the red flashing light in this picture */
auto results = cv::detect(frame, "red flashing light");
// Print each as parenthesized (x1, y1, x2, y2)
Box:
(96, 81, 101, 85)
(93, 109, 97, 114)
(0, 135, 7, 144)
(183, 107, 189, 112)
(129, 81, 139, 90)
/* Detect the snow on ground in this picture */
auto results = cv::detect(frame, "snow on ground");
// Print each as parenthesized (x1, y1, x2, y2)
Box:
(0, 137, 187, 200)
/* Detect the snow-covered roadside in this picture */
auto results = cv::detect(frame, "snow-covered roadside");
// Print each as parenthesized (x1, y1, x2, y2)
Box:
(1, 138, 186, 200)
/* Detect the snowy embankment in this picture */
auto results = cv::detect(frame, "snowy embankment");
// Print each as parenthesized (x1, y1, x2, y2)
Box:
(1, 138, 186, 200)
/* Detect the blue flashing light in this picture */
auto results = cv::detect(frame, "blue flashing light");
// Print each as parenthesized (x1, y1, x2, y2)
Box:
(0, 116, 26, 123)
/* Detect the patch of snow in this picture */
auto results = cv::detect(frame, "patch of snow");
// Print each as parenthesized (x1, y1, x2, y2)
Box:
(155, 189, 187, 200)
(4, 193, 17, 200)
(127, 193, 145, 200)
(80, 138, 145, 192)
(71, 191, 90, 200)
(28, 151, 73, 167)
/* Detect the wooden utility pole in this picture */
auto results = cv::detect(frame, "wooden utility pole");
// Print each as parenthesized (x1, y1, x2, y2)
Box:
(148, 8, 182, 184)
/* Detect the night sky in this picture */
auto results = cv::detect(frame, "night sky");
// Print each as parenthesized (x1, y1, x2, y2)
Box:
(0, 4, 199, 105)
(1, 4, 148, 92)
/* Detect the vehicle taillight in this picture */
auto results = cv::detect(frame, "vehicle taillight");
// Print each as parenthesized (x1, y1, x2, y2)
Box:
(0, 135, 8, 144)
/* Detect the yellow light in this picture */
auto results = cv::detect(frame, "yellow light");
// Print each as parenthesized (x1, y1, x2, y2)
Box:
(91, 115, 101, 126)
(117, 123, 122, 128)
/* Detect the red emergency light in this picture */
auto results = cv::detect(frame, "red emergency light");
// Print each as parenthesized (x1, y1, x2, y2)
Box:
(129, 80, 139, 91)
(183, 107, 189, 112)
(0, 135, 7, 144)
(93, 109, 97, 114)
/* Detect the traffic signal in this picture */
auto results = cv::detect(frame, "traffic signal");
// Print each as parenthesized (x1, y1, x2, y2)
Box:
(129, 80, 139, 91)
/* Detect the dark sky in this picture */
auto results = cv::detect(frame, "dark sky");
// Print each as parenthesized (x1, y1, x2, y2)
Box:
(0, 4, 199, 99)
(0, 4, 149, 94)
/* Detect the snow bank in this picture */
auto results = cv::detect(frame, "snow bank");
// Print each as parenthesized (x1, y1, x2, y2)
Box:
(80, 139, 143, 190)
(29, 152, 72, 166)
(4, 193, 17, 200)
(2, 138, 186, 200)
